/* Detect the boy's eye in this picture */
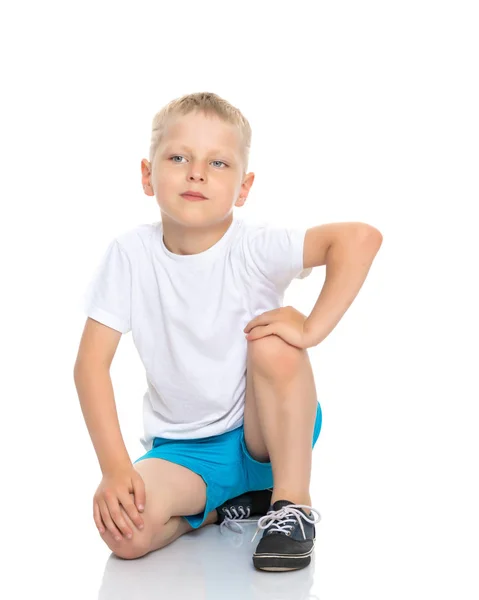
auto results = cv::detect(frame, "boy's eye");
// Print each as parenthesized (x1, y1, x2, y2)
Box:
(170, 155, 227, 168)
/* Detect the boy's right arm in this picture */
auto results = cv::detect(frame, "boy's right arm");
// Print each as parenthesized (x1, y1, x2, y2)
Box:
(73, 317, 132, 474)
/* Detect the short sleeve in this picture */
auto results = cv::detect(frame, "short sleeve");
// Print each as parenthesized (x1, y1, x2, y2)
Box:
(83, 239, 132, 334)
(245, 223, 313, 293)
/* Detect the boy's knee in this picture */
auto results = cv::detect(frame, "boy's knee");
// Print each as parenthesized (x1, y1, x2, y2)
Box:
(99, 526, 154, 560)
(248, 335, 303, 376)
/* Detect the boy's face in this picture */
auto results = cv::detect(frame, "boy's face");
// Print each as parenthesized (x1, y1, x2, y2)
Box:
(142, 111, 254, 224)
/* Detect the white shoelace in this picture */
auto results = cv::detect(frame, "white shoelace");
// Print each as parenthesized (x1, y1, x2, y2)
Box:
(220, 503, 322, 543)
(219, 505, 259, 535)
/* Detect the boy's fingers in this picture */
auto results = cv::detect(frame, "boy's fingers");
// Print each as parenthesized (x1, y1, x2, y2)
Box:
(93, 501, 105, 533)
(109, 501, 133, 539)
(121, 493, 145, 530)
(132, 475, 146, 512)
(100, 498, 126, 540)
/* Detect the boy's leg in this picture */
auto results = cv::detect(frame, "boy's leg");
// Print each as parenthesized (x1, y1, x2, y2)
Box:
(102, 507, 218, 560)
(244, 335, 317, 512)
(154, 509, 218, 549)
(99, 458, 217, 559)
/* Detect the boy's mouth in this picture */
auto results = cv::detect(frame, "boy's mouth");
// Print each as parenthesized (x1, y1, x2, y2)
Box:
(181, 190, 207, 199)
(181, 193, 208, 201)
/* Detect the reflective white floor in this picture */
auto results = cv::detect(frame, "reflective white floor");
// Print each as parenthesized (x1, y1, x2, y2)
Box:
(96, 521, 319, 599)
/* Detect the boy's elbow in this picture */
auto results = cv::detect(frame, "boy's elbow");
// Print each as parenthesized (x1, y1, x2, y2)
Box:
(73, 361, 85, 382)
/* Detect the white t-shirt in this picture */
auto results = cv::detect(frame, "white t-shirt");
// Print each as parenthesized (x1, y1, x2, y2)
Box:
(84, 216, 312, 451)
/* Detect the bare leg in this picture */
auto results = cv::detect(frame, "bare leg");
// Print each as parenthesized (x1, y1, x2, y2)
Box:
(152, 508, 219, 551)
(251, 345, 317, 514)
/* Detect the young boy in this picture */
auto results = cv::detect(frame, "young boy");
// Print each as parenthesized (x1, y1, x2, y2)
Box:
(74, 91, 382, 572)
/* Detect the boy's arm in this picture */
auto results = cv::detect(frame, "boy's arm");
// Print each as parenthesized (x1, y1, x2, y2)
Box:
(73, 317, 132, 474)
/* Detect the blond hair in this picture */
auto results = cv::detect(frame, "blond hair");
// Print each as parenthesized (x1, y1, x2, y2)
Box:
(149, 92, 252, 174)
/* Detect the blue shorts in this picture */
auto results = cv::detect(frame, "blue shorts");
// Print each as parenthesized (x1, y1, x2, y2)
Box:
(133, 401, 322, 529)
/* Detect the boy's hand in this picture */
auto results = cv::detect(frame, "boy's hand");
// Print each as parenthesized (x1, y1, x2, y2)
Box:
(93, 466, 146, 540)
(244, 306, 312, 349)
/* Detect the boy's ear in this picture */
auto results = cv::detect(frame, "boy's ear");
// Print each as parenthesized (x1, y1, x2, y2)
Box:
(242, 171, 255, 193)
(236, 172, 254, 207)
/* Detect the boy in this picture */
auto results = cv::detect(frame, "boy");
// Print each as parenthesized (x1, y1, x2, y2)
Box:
(74, 91, 382, 572)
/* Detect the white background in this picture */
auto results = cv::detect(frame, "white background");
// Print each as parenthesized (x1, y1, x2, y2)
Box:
(1, 1, 478, 598)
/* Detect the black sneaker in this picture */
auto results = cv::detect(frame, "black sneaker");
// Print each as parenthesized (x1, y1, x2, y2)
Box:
(215, 488, 273, 532)
(251, 499, 322, 572)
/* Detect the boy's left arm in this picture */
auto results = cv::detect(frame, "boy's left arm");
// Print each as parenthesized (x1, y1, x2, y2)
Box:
(302, 222, 383, 347)
(244, 222, 383, 348)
